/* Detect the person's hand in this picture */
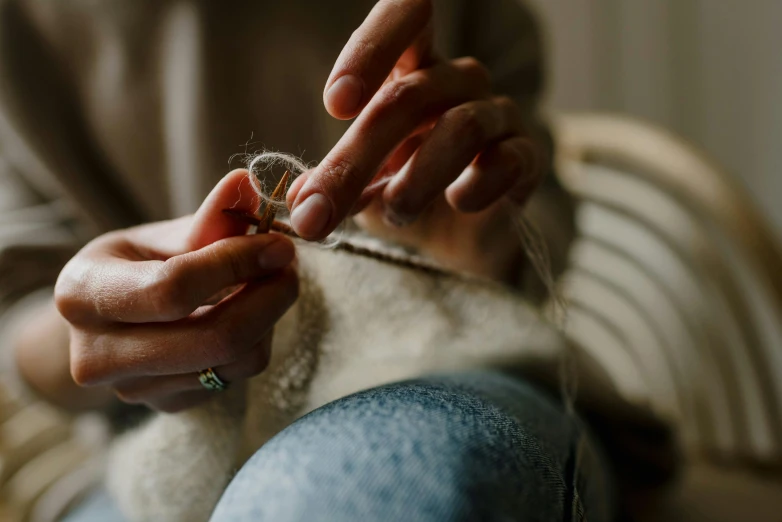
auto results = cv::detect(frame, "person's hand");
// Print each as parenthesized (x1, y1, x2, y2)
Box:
(53, 170, 298, 413)
(286, 0, 544, 255)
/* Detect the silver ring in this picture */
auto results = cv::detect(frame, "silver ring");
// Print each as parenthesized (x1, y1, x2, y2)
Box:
(198, 368, 228, 392)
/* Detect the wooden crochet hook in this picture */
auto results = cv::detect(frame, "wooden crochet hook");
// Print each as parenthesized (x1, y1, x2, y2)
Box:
(222, 170, 290, 234)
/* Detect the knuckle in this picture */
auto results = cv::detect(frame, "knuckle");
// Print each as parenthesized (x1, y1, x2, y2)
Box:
(383, 185, 418, 219)
(70, 354, 102, 387)
(144, 261, 192, 320)
(493, 95, 518, 114)
(317, 155, 365, 194)
(54, 264, 92, 324)
(446, 105, 491, 145)
(53, 286, 82, 324)
(350, 34, 381, 62)
(378, 78, 427, 115)
(70, 359, 92, 386)
(459, 56, 491, 86)
(69, 332, 113, 386)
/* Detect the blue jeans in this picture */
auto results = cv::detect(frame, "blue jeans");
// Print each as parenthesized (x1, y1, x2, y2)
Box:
(65, 372, 614, 522)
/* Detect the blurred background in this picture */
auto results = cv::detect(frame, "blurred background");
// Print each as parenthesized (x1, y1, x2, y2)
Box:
(529, 0, 782, 237)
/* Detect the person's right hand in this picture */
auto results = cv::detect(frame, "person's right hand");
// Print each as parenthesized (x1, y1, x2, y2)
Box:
(53, 170, 298, 413)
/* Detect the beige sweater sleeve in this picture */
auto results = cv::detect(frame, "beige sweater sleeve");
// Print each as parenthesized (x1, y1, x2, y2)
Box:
(0, 0, 147, 311)
(0, 1, 106, 389)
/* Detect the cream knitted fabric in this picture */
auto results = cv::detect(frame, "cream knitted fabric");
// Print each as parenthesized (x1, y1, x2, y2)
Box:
(105, 238, 654, 522)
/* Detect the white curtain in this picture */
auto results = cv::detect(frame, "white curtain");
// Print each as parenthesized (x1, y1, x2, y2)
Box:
(529, 0, 782, 236)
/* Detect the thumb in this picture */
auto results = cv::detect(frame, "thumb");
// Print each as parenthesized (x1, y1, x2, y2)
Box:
(186, 169, 260, 250)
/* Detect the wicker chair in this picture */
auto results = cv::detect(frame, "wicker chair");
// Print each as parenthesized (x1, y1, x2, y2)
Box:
(0, 382, 104, 522)
(553, 113, 782, 521)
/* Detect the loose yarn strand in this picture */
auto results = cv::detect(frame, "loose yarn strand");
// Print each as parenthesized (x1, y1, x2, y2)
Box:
(505, 202, 577, 414)
(244, 151, 347, 247)
(506, 206, 580, 486)
(247, 150, 310, 211)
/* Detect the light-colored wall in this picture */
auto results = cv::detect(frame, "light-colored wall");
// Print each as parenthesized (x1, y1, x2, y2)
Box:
(528, 0, 782, 237)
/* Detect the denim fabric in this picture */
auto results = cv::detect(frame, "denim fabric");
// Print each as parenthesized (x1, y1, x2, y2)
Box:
(63, 372, 613, 522)
(211, 372, 613, 522)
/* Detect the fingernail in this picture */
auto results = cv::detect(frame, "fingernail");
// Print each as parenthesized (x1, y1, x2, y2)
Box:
(326, 75, 363, 116)
(259, 239, 295, 269)
(291, 193, 333, 238)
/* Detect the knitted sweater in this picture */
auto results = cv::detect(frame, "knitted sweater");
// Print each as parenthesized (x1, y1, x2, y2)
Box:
(106, 238, 672, 522)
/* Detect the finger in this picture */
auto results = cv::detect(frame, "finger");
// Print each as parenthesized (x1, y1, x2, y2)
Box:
(324, 0, 435, 119)
(134, 234, 295, 322)
(382, 96, 522, 225)
(70, 170, 259, 264)
(57, 233, 295, 325)
(70, 267, 297, 385)
(112, 334, 273, 402)
(445, 135, 543, 212)
(285, 173, 309, 209)
(285, 133, 426, 214)
(187, 169, 261, 250)
(291, 58, 490, 240)
(350, 133, 426, 216)
(118, 216, 193, 258)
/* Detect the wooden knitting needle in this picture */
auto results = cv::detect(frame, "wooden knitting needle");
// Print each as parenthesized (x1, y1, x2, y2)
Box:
(221, 170, 291, 234)
(257, 170, 290, 234)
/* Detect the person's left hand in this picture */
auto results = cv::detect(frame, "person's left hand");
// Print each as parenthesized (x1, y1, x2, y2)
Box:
(286, 0, 545, 255)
